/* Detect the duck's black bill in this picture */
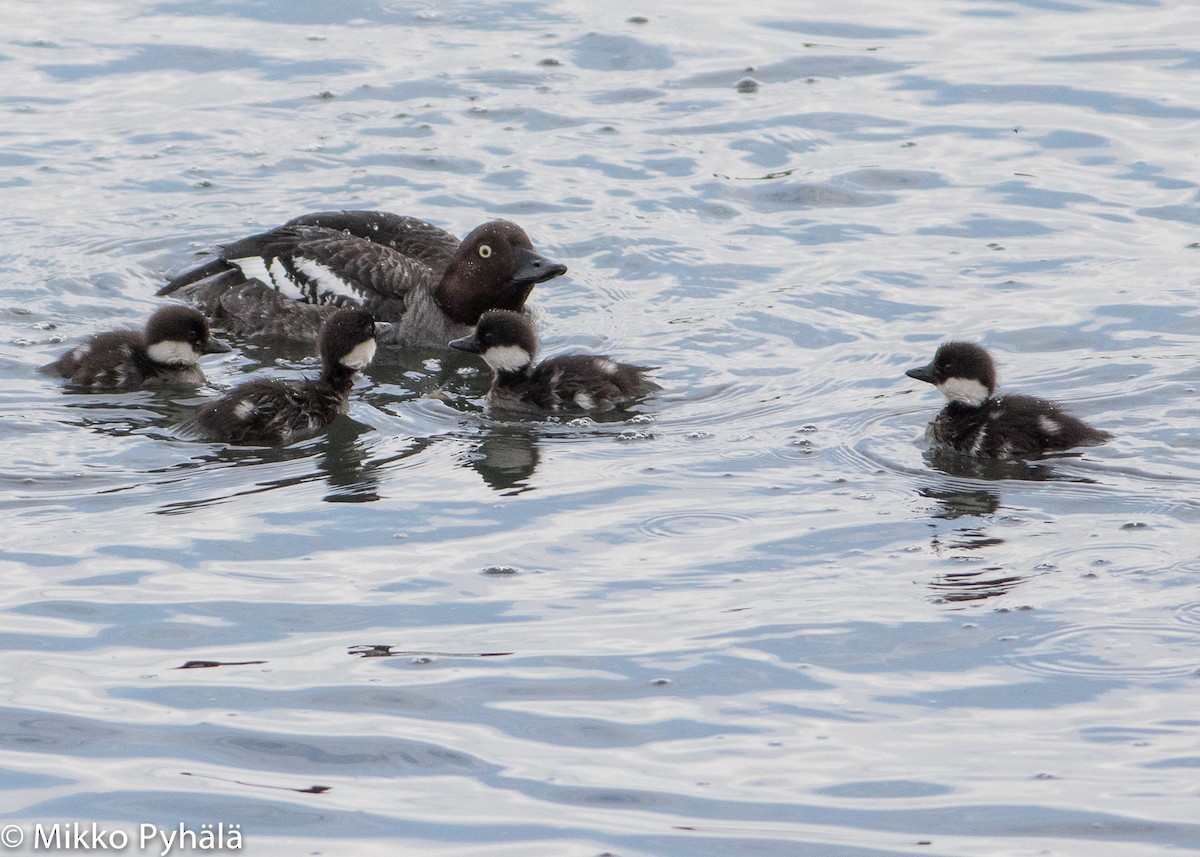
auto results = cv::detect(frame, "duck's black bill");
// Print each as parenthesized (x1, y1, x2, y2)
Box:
(511, 248, 568, 285)
(906, 365, 934, 384)
(449, 335, 481, 354)
(204, 337, 233, 354)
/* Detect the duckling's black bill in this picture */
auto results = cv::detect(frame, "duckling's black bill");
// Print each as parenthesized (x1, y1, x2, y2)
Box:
(449, 334, 482, 354)
(511, 248, 568, 286)
(373, 321, 393, 337)
(204, 336, 233, 354)
(906, 363, 935, 384)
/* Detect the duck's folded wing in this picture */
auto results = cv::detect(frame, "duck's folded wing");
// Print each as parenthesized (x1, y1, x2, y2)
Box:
(283, 210, 460, 272)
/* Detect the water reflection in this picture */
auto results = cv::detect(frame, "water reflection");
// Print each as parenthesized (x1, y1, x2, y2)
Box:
(922, 447, 1074, 482)
(320, 419, 383, 503)
(460, 426, 541, 493)
(928, 565, 1028, 604)
(348, 645, 513, 659)
(155, 422, 430, 514)
(920, 484, 1001, 520)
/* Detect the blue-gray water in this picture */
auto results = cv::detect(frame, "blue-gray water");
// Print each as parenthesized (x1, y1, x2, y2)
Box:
(3, 0, 1200, 855)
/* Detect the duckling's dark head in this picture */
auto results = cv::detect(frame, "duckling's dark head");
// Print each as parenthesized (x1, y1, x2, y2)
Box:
(144, 304, 231, 366)
(449, 309, 536, 375)
(320, 307, 389, 372)
(906, 341, 997, 406)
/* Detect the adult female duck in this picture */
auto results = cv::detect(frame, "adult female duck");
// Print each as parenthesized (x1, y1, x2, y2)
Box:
(159, 211, 566, 348)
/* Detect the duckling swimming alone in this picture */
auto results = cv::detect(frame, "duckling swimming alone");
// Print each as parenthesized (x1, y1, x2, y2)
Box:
(449, 309, 654, 415)
(194, 307, 387, 445)
(158, 211, 567, 348)
(906, 341, 1110, 458)
(42, 304, 230, 389)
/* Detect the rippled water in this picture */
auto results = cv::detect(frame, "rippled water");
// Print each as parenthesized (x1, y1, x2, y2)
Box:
(3, 0, 1200, 854)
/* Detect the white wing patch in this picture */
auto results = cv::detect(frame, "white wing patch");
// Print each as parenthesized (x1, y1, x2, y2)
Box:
(968, 426, 988, 455)
(230, 255, 274, 288)
(71, 344, 91, 361)
(937, 376, 989, 407)
(294, 258, 361, 303)
(596, 358, 620, 376)
(483, 344, 532, 374)
(146, 339, 200, 366)
(573, 391, 595, 410)
(233, 399, 256, 420)
(1037, 414, 1061, 435)
(340, 338, 377, 371)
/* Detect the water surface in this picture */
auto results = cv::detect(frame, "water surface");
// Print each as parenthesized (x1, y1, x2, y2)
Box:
(3, 0, 1200, 854)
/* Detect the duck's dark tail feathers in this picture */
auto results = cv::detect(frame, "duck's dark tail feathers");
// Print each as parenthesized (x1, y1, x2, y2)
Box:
(157, 259, 238, 296)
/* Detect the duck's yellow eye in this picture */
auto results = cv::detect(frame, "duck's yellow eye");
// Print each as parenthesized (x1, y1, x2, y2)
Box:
(478, 244, 492, 259)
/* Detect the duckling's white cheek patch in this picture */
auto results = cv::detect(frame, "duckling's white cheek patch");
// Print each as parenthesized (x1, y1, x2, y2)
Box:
(1038, 415, 1061, 435)
(341, 339, 377, 370)
(937, 377, 989, 407)
(147, 340, 199, 366)
(483, 345, 531, 373)
(72, 344, 91, 361)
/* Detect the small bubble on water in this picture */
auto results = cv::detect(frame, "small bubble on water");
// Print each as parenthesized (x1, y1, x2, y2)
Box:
(627, 16, 649, 24)
(686, 431, 714, 440)
(628, 413, 655, 424)
(735, 76, 760, 93)
(1121, 521, 1150, 530)
(539, 57, 561, 66)
(650, 678, 671, 687)
(482, 565, 520, 576)
(411, 656, 433, 665)
(617, 430, 654, 442)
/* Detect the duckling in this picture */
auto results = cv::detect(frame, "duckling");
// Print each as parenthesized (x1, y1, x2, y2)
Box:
(159, 211, 566, 348)
(42, 304, 230, 388)
(906, 341, 1111, 457)
(194, 307, 387, 445)
(450, 309, 654, 415)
